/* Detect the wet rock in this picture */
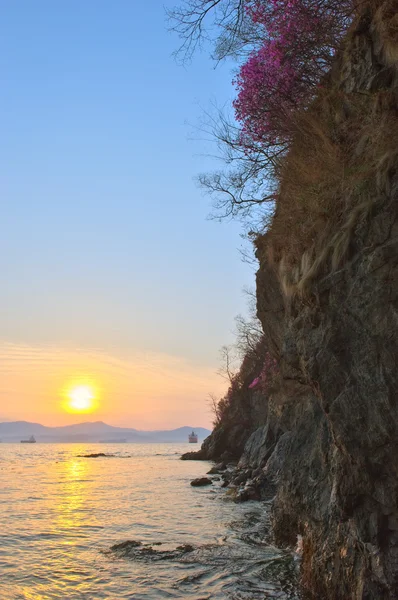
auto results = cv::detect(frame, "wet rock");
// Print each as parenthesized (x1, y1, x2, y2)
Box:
(206, 461, 227, 474)
(235, 484, 261, 503)
(111, 540, 142, 552)
(190, 477, 212, 487)
(176, 544, 194, 553)
(109, 540, 196, 561)
(180, 450, 207, 460)
(78, 453, 112, 458)
(225, 487, 237, 500)
(232, 470, 251, 486)
(220, 468, 236, 487)
(207, 466, 220, 474)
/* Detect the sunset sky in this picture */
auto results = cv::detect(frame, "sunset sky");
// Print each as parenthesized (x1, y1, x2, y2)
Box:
(0, 1, 253, 428)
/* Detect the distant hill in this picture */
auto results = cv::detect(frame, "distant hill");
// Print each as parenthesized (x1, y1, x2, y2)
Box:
(0, 420, 211, 443)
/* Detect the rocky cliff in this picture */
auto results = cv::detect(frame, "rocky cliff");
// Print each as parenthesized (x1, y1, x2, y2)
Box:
(185, 4, 398, 598)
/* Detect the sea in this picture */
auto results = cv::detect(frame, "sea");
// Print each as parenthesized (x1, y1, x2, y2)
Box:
(0, 443, 300, 599)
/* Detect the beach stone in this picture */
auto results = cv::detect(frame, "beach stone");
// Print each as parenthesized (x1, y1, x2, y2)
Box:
(190, 477, 212, 487)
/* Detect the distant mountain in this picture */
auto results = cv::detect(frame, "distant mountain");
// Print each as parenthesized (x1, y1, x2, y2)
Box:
(0, 420, 211, 443)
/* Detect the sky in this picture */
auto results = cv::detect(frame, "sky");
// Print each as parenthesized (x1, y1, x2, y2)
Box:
(0, 1, 254, 428)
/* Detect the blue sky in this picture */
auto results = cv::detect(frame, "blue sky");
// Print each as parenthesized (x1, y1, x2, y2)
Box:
(0, 1, 254, 426)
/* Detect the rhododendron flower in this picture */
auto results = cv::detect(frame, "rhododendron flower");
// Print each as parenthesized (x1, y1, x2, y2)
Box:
(249, 377, 260, 389)
(233, 0, 354, 147)
(249, 352, 279, 393)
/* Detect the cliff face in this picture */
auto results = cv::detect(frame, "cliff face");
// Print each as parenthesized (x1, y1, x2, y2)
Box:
(189, 4, 398, 598)
(255, 197, 398, 598)
(255, 7, 398, 597)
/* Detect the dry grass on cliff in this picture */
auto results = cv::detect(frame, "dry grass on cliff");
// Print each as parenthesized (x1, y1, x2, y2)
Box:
(253, 0, 398, 297)
(373, 0, 398, 66)
(265, 85, 398, 296)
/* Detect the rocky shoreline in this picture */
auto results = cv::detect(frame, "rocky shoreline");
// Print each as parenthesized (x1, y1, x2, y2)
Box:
(187, 457, 277, 504)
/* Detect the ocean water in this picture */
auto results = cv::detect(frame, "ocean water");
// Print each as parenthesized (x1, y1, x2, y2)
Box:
(0, 443, 300, 599)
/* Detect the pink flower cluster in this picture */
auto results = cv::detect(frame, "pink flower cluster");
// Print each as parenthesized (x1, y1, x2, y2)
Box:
(249, 376, 260, 389)
(233, 0, 353, 145)
(249, 352, 279, 392)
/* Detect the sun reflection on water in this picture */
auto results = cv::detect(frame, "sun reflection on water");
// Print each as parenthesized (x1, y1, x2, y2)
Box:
(0, 444, 300, 599)
(54, 459, 90, 534)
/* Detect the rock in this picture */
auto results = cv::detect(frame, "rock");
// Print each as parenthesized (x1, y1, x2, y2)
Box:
(207, 462, 227, 474)
(175, 544, 194, 553)
(180, 450, 207, 460)
(216, 462, 227, 471)
(111, 540, 142, 552)
(232, 470, 251, 486)
(221, 469, 234, 482)
(235, 485, 261, 503)
(220, 451, 237, 463)
(252, 467, 263, 478)
(263, 432, 292, 484)
(206, 466, 220, 474)
(225, 487, 237, 499)
(78, 453, 111, 458)
(238, 425, 276, 470)
(190, 477, 212, 487)
(110, 540, 195, 560)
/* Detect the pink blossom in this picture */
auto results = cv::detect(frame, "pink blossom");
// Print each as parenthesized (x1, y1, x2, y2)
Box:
(249, 377, 260, 389)
(249, 352, 279, 393)
(233, 1, 354, 147)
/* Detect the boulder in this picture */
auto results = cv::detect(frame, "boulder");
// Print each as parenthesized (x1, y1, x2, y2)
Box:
(181, 449, 207, 460)
(190, 477, 212, 487)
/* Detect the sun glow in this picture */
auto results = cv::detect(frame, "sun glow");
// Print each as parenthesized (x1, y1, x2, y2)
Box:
(63, 383, 98, 413)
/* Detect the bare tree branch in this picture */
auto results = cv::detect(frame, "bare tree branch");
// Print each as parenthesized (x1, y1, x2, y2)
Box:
(218, 344, 238, 383)
(207, 392, 222, 425)
(167, 0, 249, 64)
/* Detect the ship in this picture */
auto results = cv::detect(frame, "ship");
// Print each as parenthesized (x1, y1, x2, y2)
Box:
(21, 435, 37, 443)
(188, 431, 198, 443)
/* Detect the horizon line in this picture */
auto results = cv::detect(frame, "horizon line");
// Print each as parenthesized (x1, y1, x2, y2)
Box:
(0, 418, 212, 432)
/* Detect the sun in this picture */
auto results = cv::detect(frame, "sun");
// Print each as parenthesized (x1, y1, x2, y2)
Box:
(64, 384, 98, 413)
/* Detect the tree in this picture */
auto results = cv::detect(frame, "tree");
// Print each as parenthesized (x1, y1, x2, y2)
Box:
(234, 287, 263, 357)
(195, 104, 281, 226)
(169, 0, 356, 226)
(218, 344, 238, 383)
(207, 392, 222, 425)
(167, 0, 250, 64)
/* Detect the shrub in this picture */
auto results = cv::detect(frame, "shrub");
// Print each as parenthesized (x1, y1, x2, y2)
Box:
(233, 1, 355, 149)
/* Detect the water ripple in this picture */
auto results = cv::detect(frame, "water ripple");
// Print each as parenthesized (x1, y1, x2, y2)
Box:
(0, 443, 300, 599)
